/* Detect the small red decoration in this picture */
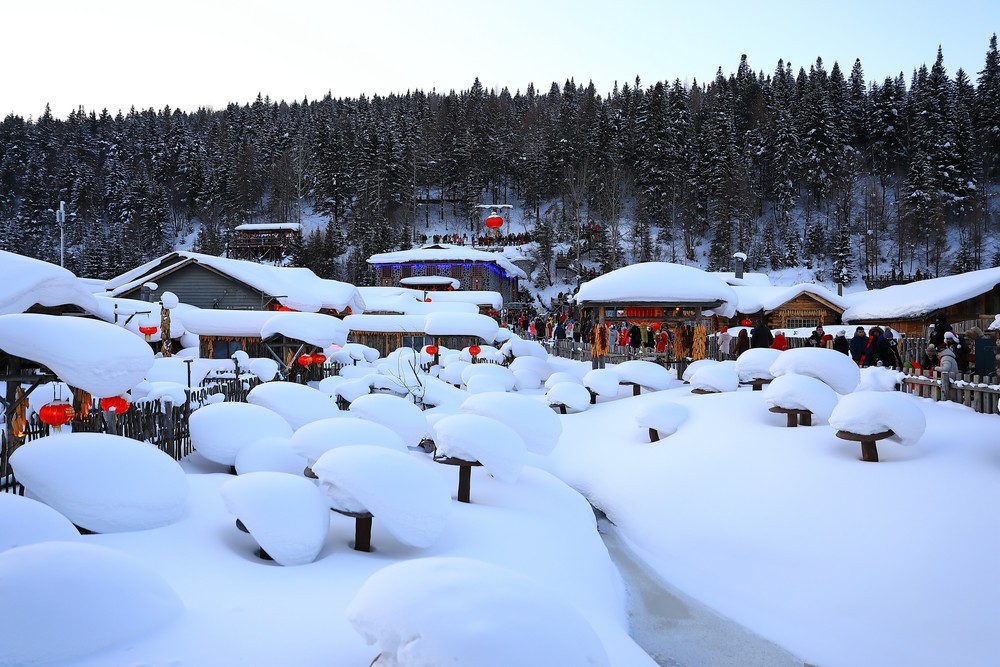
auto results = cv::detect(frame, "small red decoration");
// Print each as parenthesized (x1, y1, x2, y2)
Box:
(425, 297, 432, 302)
(298, 354, 314, 366)
(138, 324, 157, 340)
(740, 318, 753, 327)
(312, 353, 327, 365)
(99, 396, 130, 414)
(469, 345, 481, 356)
(485, 215, 504, 229)
(39, 401, 74, 427)
(425, 345, 438, 356)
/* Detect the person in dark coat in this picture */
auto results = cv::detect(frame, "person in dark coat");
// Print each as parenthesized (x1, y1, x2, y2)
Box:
(930, 314, 952, 348)
(860, 326, 883, 367)
(734, 329, 751, 356)
(875, 330, 903, 368)
(849, 326, 868, 365)
(921, 344, 939, 369)
(628, 324, 642, 351)
(750, 320, 773, 348)
(832, 330, 850, 355)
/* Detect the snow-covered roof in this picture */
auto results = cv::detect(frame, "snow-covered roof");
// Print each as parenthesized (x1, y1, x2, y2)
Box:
(344, 314, 427, 334)
(233, 223, 302, 231)
(356, 286, 498, 313)
(0, 251, 99, 316)
(841, 267, 1000, 322)
(104, 252, 365, 314)
(399, 275, 460, 289)
(731, 283, 848, 314)
(712, 271, 772, 287)
(178, 309, 276, 337)
(424, 312, 500, 341)
(366, 243, 527, 279)
(575, 262, 739, 317)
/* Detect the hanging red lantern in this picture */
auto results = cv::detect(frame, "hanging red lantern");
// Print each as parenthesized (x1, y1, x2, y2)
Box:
(740, 318, 753, 327)
(312, 353, 327, 365)
(484, 215, 504, 229)
(425, 297, 432, 302)
(39, 401, 75, 427)
(469, 345, 481, 356)
(298, 354, 314, 366)
(425, 345, 438, 356)
(99, 396, 130, 414)
(138, 324, 158, 341)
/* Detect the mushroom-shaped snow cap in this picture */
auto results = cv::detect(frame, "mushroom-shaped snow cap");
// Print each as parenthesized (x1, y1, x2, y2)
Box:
(769, 347, 861, 394)
(439, 359, 469, 385)
(234, 436, 307, 475)
(512, 368, 542, 390)
(634, 400, 689, 438)
(432, 414, 527, 483)
(689, 361, 739, 393)
(311, 446, 451, 548)
(349, 394, 429, 448)
(9, 432, 188, 533)
(291, 416, 407, 466)
(546, 382, 592, 412)
(859, 366, 906, 391)
(614, 359, 676, 390)
(0, 542, 183, 666)
(347, 557, 610, 667)
(0, 493, 80, 553)
(466, 374, 508, 394)
(583, 368, 620, 397)
(763, 373, 839, 423)
(829, 391, 927, 445)
(499, 335, 548, 360)
(221, 472, 330, 565)
(247, 381, 342, 430)
(190, 402, 294, 466)
(682, 359, 719, 382)
(460, 392, 562, 455)
(734, 348, 782, 381)
(460, 363, 516, 391)
(544, 371, 584, 389)
(508, 355, 554, 381)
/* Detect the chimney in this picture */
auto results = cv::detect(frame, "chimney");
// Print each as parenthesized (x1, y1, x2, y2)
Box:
(732, 252, 746, 280)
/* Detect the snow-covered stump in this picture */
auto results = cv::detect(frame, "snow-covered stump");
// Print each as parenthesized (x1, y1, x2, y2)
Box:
(634, 401, 689, 442)
(235, 518, 273, 560)
(834, 429, 895, 463)
(767, 405, 812, 427)
(828, 391, 927, 463)
(763, 374, 838, 429)
(434, 456, 482, 504)
(431, 414, 526, 504)
(735, 348, 781, 391)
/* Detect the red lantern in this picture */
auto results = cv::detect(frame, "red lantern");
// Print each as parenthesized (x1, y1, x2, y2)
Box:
(469, 345, 481, 356)
(99, 396, 130, 414)
(39, 401, 74, 427)
(298, 354, 314, 366)
(485, 215, 504, 229)
(312, 353, 327, 365)
(740, 318, 753, 327)
(425, 345, 439, 356)
(138, 324, 157, 341)
(425, 297, 432, 302)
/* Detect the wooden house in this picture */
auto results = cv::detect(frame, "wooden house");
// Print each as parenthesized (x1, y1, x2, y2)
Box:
(227, 223, 301, 264)
(730, 284, 847, 330)
(367, 244, 526, 305)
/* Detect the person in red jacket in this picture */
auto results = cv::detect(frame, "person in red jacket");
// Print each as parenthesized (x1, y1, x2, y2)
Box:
(771, 332, 789, 351)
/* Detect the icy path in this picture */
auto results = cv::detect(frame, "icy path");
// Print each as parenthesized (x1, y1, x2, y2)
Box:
(597, 513, 810, 667)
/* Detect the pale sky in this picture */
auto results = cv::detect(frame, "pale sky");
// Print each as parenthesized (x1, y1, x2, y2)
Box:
(2, 0, 995, 119)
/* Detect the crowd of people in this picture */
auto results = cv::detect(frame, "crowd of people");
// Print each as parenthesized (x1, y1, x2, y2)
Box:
(422, 232, 532, 247)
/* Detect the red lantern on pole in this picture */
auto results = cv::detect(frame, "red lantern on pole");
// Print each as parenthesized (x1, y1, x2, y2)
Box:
(312, 353, 327, 365)
(138, 324, 158, 341)
(39, 401, 75, 427)
(425, 345, 438, 356)
(468, 345, 481, 356)
(298, 354, 314, 366)
(99, 396, 130, 414)
(485, 215, 504, 229)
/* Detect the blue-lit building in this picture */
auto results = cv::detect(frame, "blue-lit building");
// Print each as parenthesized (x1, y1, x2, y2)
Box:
(367, 244, 526, 305)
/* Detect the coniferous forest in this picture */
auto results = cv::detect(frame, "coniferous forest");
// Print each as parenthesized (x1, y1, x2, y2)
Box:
(1, 36, 999, 286)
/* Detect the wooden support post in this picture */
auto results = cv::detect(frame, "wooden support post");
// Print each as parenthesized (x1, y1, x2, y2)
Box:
(648, 428, 660, 442)
(861, 440, 879, 463)
(799, 412, 812, 426)
(354, 515, 373, 552)
(786, 412, 798, 427)
(457, 464, 472, 504)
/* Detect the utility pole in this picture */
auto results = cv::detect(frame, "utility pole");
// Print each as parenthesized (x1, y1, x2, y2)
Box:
(56, 201, 66, 267)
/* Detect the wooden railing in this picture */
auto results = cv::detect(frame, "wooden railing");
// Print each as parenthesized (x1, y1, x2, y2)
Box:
(899, 368, 1000, 415)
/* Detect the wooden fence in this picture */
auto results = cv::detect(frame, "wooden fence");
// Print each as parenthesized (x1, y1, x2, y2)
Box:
(899, 368, 1000, 415)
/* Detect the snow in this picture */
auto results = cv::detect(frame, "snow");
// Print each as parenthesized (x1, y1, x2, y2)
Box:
(546, 381, 593, 412)
(545, 370, 584, 388)
(310, 445, 451, 548)
(0, 250, 98, 316)
(179, 308, 276, 337)
(769, 346, 861, 394)
(9, 432, 188, 533)
(842, 266, 1000, 321)
(399, 275, 460, 289)
(220, 472, 330, 566)
(290, 416, 407, 466)
(431, 413, 527, 483)
(734, 347, 782, 381)
(0, 493, 80, 551)
(259, 311, 350, 348)
(366, 243, 527, 279)
(348, 394, 429, 448)
(584, 368, 621, 397)
(574, 262, 739, 318)
(859, 366, 906, 391)
(762, 374, 840, 423)
(499, 333, 548, 359)
(190, 402, 294, 466)
(0, 542, 183, 667)
(0, 313, 154, 397)
(682, 358, 720, 382)
(423, 311, 499, 341)
(460, 362, 516, 391)
(731, 282, 848, 315)
(828, 391, 927, 444)
(508, 354, 554, 380)
(612, 359, 676, 390)
(233, 436, 306, 475)
(347, 557, 610, 667)
(246, 381, 342, 430)
(634, 400, 690, 438)
(688, 361, 740, 393)
(460, 392, 562, 455)
(345, 313, 426, 333)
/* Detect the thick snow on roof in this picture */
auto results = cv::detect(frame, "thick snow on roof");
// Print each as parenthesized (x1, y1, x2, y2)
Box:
(89, 296, 191, 342)
(712, 271, 773, 287)
(234, 223, 301, 231)
(347, 557, 610, 667)
(842, 267, 1000, 321)
(732, 283, 847, 314)
(0, 313, 154, 396)
(424, 312, 500, 341)
(345, 313, 426, 334)
(575, 262, 738, 317)
(221, 472, 330, 566)
(367, 243, 527, 279)
(260, 312, 349, 348)
(105, 251, 365, 314)
(0, 542, 184, 666)
(0, 250, 99, 316)
(10, 432, 188, 533)
(399, 275, 460, 288)
(179, 308, 276, 337)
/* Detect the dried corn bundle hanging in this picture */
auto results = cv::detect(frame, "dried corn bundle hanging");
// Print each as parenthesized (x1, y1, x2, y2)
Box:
(692, 325, 707, 360)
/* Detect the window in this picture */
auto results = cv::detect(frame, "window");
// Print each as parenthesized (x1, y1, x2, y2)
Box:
(212, 340, 244, 359)
(787, 318, 819, 329)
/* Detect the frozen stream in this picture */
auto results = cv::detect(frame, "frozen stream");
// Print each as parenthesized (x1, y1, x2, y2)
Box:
(596, 513, 811, 667)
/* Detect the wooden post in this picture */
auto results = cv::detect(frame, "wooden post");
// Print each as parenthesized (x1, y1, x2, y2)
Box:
(163, 397, 174, 457)
(457, 464, 472, 503)
(861, 440, 879, 463)
(799, 411, 812, 426)
(648, 428, 660, 442)
(354, 515, 373, 552)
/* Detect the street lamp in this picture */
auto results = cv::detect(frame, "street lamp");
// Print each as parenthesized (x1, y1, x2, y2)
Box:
(56, 201, 66, 267)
